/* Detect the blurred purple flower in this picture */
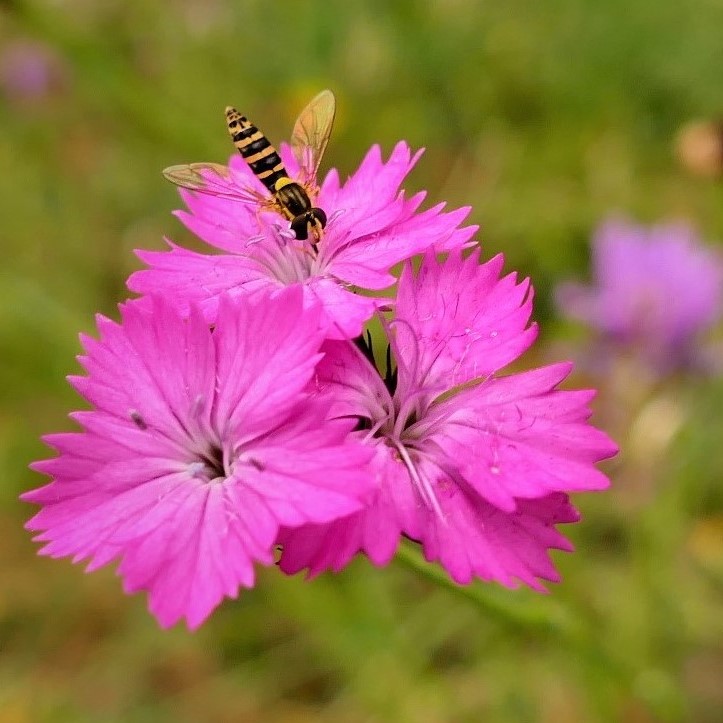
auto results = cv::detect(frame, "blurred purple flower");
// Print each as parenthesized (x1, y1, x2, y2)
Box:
(0, 40, 67, 102)
(556, 218, 723, 374)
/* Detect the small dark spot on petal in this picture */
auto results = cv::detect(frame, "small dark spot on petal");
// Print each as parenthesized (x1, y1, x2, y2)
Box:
(129, 410, 147, 430)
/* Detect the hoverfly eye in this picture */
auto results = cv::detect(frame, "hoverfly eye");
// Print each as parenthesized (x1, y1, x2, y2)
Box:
(312, 208, 327, 228)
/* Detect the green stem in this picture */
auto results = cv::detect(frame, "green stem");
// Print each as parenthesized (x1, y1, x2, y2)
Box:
(395, 540, 630, 686)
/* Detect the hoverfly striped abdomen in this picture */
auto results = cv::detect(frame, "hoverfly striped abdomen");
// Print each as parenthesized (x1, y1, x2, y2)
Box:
(275, 179, 312, 218)
(164, 93, 336, 244)
(225, 105, 326, 241)
(225, 106, 287, 193)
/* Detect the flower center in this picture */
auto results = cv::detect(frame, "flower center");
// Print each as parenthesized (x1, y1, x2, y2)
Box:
(349, 334, 444, 517)
(251, 228, 323, 285)
(352, 334, 427, 442)
(369, 407, 444, 520)
(196, 443, 227, 481)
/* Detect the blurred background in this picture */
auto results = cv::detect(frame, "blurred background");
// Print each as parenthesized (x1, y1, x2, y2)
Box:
(2, 0, 723, 721)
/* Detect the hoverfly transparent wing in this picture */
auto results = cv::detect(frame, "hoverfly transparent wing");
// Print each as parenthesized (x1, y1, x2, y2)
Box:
(290, 89, 336, 185)
(162, 162, 264, 204)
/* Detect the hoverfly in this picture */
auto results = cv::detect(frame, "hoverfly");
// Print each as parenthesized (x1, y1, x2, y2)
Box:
(162, 90, 336, 242)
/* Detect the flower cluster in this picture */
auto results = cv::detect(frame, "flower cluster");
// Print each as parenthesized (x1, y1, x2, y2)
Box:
(25, 126, 616, 628)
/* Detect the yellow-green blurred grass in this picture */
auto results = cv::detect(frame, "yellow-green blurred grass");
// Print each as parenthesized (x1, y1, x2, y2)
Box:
(2, 0, 723, 721)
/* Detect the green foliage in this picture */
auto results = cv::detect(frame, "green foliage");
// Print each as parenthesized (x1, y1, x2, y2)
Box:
(2, 1, 722, 721)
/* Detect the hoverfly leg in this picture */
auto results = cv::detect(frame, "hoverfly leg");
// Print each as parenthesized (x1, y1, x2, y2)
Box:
(245, 234, 265, 247)
(328, 208, 345, 225)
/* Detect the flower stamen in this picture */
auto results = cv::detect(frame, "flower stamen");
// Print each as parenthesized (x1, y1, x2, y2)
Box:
(391, 438, 444, 520)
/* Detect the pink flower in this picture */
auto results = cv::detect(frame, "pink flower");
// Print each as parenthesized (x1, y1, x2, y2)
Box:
(279, 251, 617, 588)
(23, 290, 373, 629)
(128, 142, 477, 339)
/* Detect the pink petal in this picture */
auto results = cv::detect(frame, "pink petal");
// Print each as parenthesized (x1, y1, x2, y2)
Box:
(128, 242, 267, 324)
(327, 203, 476, 289)
(56, 300, 215, 449)
(429, 363, 616, 510)
(419, 485, 580, 589)
(212, 288, 325, 436)
(306, 278, 382, 340)
(393, 250, 537, 394)
(321, 143, 423, 227)
(314, 340, 394, 421)
(278, 444, 417, 575)
(119, 480, 271, 629)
